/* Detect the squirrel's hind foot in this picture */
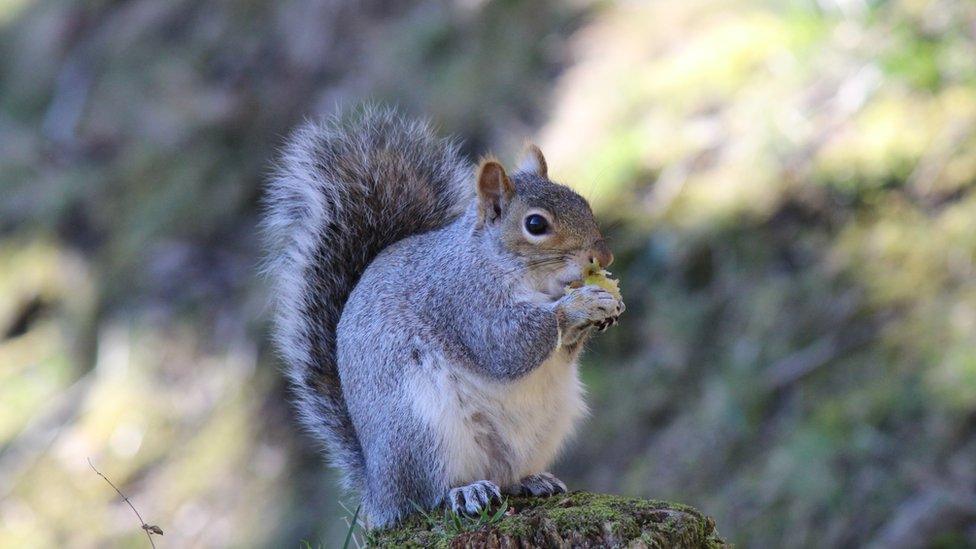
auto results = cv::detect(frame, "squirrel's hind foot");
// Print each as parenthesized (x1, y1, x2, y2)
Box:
(447, 480, 502, 516)
(508, 472, 567, 497)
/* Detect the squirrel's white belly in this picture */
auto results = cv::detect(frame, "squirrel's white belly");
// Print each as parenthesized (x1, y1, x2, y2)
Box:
(406, 347, 587, 489)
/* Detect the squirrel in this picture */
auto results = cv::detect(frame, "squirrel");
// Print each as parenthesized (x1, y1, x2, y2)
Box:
(262, 108, 623, 528)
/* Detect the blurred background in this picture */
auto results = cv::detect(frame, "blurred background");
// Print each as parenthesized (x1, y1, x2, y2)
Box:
(2, 0, 976, 546)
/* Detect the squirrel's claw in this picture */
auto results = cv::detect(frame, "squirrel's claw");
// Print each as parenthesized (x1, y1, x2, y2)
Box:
(447, 480, 502, 516)
(594, 315, 619, 332)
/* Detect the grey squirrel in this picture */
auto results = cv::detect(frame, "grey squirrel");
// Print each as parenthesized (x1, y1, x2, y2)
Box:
(262, 108, 623, 528)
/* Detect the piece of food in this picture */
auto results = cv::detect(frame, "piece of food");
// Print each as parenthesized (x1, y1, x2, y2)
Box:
(565, 259, 622, 300)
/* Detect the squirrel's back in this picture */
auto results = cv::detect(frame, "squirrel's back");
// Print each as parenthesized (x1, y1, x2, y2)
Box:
(262, 108, 472, 490)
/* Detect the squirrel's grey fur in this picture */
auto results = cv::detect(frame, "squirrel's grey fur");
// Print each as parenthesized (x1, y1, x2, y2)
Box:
(263, 107, 622, 527)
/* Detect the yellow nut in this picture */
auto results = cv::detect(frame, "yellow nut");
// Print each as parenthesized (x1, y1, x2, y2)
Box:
(564, 259, 621, 301)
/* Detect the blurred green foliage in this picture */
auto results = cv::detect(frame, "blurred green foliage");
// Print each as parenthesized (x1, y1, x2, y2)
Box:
(1, 0, 975, 547)
(543, 1, 976, 546)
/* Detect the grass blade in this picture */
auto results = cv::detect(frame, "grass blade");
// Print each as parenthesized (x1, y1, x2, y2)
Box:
(342, 504, 361, 549)
(490, 499, 509, 523)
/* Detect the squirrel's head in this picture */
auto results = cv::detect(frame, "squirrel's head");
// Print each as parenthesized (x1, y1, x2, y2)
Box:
(475, 144, 613, 300)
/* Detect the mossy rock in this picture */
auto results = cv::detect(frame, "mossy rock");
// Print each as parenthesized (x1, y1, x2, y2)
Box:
(368, 491, 728, 548)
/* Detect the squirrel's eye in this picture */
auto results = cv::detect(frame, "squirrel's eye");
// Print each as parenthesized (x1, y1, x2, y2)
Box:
(524, 214, 549, 236)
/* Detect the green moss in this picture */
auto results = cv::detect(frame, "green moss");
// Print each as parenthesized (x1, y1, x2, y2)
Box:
(366, 513, 450, 549)
(368, 491, 727, 548)
(492, 514, 533, 538)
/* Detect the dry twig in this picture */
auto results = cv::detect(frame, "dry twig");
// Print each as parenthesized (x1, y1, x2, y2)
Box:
(88, 458, 162, 548)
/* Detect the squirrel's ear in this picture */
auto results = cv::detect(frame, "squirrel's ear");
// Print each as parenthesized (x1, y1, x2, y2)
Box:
(476, 159, 514, 224)
(517, 143, 548, 178)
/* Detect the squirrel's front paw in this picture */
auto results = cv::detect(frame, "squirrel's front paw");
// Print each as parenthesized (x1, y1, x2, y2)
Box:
(506, 472, 567, 497)
(556, 285, 624, 329)
(447, 480, 502, 516)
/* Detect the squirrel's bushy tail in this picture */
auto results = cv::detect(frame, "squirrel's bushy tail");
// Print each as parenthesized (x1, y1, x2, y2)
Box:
(262, 108, 472, 490)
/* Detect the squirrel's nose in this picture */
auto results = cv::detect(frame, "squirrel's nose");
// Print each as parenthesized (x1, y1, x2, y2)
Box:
(590, 239, 614, 268)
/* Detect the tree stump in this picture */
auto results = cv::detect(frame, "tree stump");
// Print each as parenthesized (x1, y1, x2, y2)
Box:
(368, 491, 728, 548)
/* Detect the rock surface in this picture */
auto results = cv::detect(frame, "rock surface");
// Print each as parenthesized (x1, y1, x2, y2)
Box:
(369, 491, 728, 548)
